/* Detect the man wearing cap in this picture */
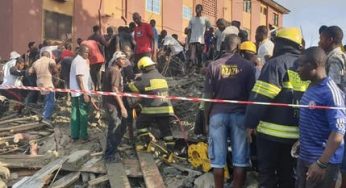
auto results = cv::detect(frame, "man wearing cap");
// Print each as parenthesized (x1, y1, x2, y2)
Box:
(2, 51, 21, 86)
(245, 27, 309, 187)
(127, 57, 175, 154)
(102, 51, 128, 162)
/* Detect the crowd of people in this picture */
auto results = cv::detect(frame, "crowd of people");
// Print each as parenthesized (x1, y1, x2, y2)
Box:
(1, 3, 346, 188)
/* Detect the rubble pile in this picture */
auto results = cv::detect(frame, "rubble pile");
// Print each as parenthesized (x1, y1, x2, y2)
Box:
(168, 73, 205, 124)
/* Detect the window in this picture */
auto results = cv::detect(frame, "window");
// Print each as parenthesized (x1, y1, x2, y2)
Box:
(146, 0, 161, 14)
(44, 10, 72, 40)
(243, 0, 251, 13)
(273, 13, 279, 26)
(260, 6, 267, 15)
(183, 6, 192, 20)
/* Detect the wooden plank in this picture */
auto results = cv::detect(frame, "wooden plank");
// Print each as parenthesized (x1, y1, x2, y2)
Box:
(62, 150, 91, 170)
(88, 175, 108, 186)
(99, 136, 131, 188)
(0, 122, 43, 132)
(123, 159, 143, 177)
(51, 172, 80, 188)
(0, 116, 39, 125)
(106, 163, 131, 188)
(0, 155, 106, 174)
(137, 152, 165, 188)
(12, 157, 67, 188)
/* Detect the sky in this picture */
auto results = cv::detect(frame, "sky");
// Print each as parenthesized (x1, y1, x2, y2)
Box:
(275, 0, 346, 47)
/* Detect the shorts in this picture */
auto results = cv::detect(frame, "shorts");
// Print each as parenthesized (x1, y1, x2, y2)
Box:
(208, 113, 250, 168)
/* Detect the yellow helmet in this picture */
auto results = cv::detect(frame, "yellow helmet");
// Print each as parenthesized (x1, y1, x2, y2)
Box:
(240, 41, 257, 54)
(137, 56, 156, 70)
(276, 27, 303, 46)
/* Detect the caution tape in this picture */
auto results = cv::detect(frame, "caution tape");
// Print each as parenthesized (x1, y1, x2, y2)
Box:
(0, 85, 345, 110)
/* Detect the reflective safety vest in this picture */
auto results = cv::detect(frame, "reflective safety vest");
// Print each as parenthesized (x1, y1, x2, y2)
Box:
(245, 51, 310, 143)
(127, 68, 174, 116)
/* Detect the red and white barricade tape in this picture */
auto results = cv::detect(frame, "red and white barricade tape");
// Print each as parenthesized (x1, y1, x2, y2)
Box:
(0, 85, 345, 110)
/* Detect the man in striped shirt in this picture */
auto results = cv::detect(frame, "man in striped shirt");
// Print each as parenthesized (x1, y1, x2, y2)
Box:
(297, 47, 346, 188)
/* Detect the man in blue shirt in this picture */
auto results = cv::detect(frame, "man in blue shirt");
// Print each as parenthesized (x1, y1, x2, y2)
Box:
(297, 47, 346, 187)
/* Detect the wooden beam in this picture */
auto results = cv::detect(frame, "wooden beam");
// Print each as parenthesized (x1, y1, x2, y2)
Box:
(12, 157, 67, 188)
(50, 172, 80, 188)
(88, 175, 108, 186)
(137, 152, 165, 188)
(99, 136, 131, 188)
(106, 163, 131, 188)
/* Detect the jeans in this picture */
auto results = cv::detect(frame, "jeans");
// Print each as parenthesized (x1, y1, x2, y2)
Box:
(43, 92, 55, 120)
(71, 96, 90, 140)
(208, 113, 250, 168)
(105, 105, 127, 157)
(296, 159, 339, 188)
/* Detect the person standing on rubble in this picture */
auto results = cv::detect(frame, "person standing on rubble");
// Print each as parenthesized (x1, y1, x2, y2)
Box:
(187, 4, 211, 69)
(69, 45, 93, 142)
(102, 51, 128, 163)
(244, 28, 308, 188)
(239, 41, 261, 79)
(132, 12, 155, 73)
(29, 51, 58, 123)
(204, 34, 256, 188)
(127, 56, 175, 153)
(296, 47, 346, 188)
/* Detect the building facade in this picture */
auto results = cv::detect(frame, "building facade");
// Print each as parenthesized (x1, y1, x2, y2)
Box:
(0, 0, 288, 58)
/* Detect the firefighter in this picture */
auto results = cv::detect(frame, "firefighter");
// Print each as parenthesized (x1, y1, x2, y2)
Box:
(127, 56, 175, 152)
(240, 41, 261, 79)
(244, 27, 309, 188)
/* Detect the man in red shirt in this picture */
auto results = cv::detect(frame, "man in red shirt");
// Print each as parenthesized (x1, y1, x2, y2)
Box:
(132, 12, 155, 73)
(81, 40, 105, 90)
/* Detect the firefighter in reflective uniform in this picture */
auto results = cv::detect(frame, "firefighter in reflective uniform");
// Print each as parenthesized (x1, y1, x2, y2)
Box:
(127, 57, 175, 151)
(245, 27, 309, 188)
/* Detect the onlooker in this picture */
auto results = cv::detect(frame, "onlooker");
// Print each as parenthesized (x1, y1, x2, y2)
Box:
(205, 34, 256, 188)
(40, 40, 58, 59)
(81, 40, 105, 91)
(150, 19, 159, 60)
(256, 25, 274, 65)
(0, 57, 26, 113)
(104, 26, 118, 66)
(2, 51, 21, 86)
(29, 51, 58, 121)
(118, 26, 135, 57)
(297, 47, 346, 188)
(132, 12, 154, 72)
(319, 26, 346, 92)
(231, 20, 248, 42)
(102, 51, 128, 163)
(69, 45, 93, 142)
(60, 42, 74, 61)
(88, 25, 113, 54)
(188, 4, 211, 68)
(215, 18, 239, 57)
(163, 34, 185, 62)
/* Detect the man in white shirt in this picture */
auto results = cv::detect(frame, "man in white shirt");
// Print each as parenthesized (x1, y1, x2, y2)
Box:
(163, 35, 185, 62)
(214, 19, 239, 58)
(2, 51, 21, 86)
(188, 4, 211, 68)
(69, 45, 93, 142)
(256, 25, 274, 65)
